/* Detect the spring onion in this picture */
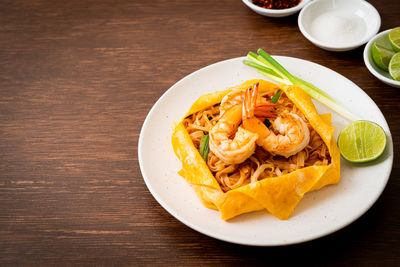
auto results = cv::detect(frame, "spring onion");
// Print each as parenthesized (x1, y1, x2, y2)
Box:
(270, 89, 282, 104)
(243, 49, 360, 122)
(199, 134, 209, 161)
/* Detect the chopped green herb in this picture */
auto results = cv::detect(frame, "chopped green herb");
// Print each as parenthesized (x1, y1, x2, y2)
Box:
(270, 89, 281, 103)
(199, 134, 209, 161)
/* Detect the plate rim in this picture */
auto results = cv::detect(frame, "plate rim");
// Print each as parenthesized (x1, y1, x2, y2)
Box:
(138, 56, 393, 246)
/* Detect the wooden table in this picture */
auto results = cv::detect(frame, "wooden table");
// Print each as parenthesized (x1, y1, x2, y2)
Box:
(1, 0, 399, 265)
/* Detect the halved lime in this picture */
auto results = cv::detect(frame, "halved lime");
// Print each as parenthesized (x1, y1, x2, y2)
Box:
(371, 41, 395, 71)
(389, 27, 400, 52)
(389, 52, 400, 81)
(338, 120, 386, 163)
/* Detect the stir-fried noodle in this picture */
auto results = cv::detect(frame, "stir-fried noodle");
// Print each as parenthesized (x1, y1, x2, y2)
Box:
(182, 90, 331, 192)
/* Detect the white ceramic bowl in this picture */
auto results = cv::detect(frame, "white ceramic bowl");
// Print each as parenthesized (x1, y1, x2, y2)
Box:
(298, 0, 381, 51)
(242, 0, 310, 18)
(363, 29, 400, 88)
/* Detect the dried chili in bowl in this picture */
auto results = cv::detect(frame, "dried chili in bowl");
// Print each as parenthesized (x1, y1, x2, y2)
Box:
(252, 0, 301, 9)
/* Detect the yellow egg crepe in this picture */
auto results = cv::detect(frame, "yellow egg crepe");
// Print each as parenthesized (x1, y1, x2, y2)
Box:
(171, 79, 340, 220)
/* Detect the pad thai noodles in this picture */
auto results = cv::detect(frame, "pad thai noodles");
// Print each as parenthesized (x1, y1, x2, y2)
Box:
(182, 82, 331, 192)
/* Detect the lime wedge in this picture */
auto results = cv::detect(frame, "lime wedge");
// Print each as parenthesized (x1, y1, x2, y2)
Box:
(338, 120, 386, 163)
(372, 41, 395, 71)
(389, 52, 400, 81)
(389, 27, 400, 52)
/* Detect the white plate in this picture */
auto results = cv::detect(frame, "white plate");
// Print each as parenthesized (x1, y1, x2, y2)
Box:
(138, 56, 393, 246)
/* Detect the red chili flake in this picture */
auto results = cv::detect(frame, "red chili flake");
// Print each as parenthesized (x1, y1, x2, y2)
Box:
(252, 0, 301, 9)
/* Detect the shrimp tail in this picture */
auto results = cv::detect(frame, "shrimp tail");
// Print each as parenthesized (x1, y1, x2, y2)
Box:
(243, 82, 277, 120)
(243, 82, 258, 120)
(254, 110, 278, 118)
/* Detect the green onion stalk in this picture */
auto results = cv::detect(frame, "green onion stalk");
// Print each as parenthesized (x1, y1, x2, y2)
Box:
(243, 49, 360, 122)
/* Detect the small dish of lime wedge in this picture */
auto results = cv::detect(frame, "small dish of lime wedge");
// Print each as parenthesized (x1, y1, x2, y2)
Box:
(364, 28, 400, 88)
(338, 120, 386, 163)
(372, 27, 400, 80)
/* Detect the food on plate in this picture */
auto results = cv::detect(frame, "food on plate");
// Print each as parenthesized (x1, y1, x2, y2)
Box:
(338, 120, 387, 163)
(243, 49, 359, 122)
(244, 49, 387, 162)
(171, 79, 340, 220)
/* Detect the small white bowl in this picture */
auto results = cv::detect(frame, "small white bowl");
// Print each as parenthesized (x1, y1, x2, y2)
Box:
(363, 29, 400, 88)
(242, 0, 310, 18)
(298, 0, 381, 51)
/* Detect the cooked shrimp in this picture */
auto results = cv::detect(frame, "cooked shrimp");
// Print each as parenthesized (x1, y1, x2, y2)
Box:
(242, 84, 310, 158)
(220, 83, 277, 117)
(209, 104, 258, 164)
(209, 84, 278, 165)
(220, 90, 245, 114)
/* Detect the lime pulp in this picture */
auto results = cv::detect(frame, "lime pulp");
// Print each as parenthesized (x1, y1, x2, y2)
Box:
(389, 52, 400, 81)
(337, 120, 386, 163)
(372, 41, 395, 71)
(389, 27, 400, 52)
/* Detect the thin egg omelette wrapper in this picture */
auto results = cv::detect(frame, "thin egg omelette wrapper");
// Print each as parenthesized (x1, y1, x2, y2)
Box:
(184, 79, 281, 118)
(171, 80, 340, 220)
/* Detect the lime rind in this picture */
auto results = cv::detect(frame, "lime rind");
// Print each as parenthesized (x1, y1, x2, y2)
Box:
(372, 42, 395, 71)
(375, 33, 392, 47)
(338, 120, 386, 163)
(389, 52, 400, 81)
(389, 27, 400, 52)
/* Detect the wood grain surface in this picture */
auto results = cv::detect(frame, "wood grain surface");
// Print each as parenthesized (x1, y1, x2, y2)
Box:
(0, 0, 399, 265)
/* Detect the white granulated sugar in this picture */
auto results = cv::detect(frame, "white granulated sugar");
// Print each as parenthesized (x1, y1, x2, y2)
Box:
(310, 11, 366, 46)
